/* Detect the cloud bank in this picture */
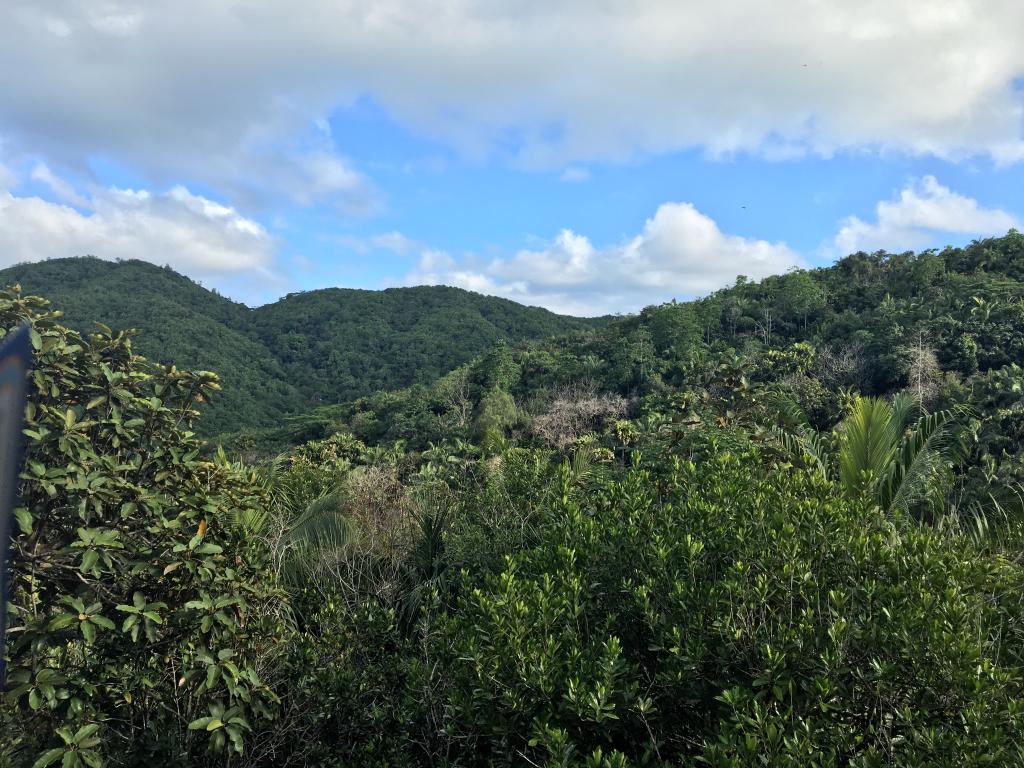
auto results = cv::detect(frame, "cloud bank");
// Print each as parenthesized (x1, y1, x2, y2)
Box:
(0, 168, 276, 289)
(404, 179, 1019, 315)
(0, 163, 1016, 316)
(405, 202, 803, 315)
(1, 0, 1022, 202)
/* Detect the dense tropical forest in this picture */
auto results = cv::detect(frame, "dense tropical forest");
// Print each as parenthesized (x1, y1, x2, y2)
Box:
(0, 258, 604, 435)
(4, 231, 1024, 766)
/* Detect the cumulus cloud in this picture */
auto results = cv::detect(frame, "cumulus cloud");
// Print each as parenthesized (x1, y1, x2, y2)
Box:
(0, 167, 278, 295)
(0, 0, 1022, 193)
(405, 202, 802, 315)
(831, 176, 1020, 255)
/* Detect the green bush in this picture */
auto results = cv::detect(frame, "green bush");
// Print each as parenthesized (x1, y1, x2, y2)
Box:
(425, 435, 1024, 766)
(271, 599, 419, 767)
(1, 289, 284, 766)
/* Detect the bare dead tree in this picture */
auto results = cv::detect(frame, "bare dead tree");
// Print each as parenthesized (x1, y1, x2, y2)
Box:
(815, 341, 870, 392)
(907, 331, 942, 408)
(530, 384, 628, 450)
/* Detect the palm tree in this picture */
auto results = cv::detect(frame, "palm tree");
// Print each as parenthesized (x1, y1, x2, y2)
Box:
(275, 491, 354, 587)
(226, 457, 354, 587)
(774, 391, 968, 517)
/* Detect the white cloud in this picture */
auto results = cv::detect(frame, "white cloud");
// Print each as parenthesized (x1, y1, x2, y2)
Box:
(560, 167, 591, 183)
(1, 1, 381, 212)
(30, 162, 90, 209)
(282, 152, 381, 216)
(0, 168, 278, 295)
(831, 176, 1019, 254)
(405, 202, 802, 315)
(0, 0, 1022, 192)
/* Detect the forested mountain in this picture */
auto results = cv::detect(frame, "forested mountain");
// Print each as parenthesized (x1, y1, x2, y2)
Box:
(247, 284, 606, 404)
(224, 231, 1024, 471)
(0, 258, 302, 435)
(7, 232, 1024, 766)
(0, 257, 604, 434)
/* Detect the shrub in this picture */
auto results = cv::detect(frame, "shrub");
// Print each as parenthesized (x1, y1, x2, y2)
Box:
(1, 289, 284, 766)
(426, 434, 1024, 765)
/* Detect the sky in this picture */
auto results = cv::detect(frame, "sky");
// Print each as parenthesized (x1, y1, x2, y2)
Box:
(0, 1, 1022, 316)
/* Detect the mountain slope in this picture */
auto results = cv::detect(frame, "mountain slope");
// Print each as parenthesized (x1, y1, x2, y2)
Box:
(217, 230, 1024, 459)
(0, 257, 604, 434)
(250, 284, 605, 404)
(0, 258, 301, 434)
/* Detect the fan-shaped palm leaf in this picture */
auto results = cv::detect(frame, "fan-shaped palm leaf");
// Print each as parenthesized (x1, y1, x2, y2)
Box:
(279, 491, 354, 586)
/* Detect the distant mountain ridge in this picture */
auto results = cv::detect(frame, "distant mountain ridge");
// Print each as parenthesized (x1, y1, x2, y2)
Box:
(0, 257, 606, 434)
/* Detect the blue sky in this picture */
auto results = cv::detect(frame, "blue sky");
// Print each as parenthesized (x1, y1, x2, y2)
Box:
(1, 1, 1022, 315)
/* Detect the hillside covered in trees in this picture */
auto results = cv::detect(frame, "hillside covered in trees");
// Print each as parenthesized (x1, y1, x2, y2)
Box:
(5, 232, 1024, 766)
(0, 258, 604, 434)
(222, 231, 1024, 482)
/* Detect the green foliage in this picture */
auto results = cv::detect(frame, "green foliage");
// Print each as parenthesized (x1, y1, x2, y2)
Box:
(775, 393, 968, 518)
(0, 258, 302, 436)
(9, 231, 1024, 767)
(0, 258, 603, 435)
(0, 289, 283, 765)
(209, 232, 1024, 464)
(424, 438, 1024, 765)
(472, 388, 519, 441)
(778, 268, 826, 331)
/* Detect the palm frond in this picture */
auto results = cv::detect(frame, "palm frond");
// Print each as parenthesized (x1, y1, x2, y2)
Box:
(285, 492, 353, 551)
(279, 492, 355, 586)
(889, 391, 922, 433)
(764, 386, 811, 430)
(397, 495, 453, 633)
(961, 484, 1024, 551)
(570, 448, 595, 484)
(232, 505, 273, 537)
(837, 396, 901, 500)
(800, 429, 833, 479)
(884, 406, 966, 516)
(771, 425, 832, 480)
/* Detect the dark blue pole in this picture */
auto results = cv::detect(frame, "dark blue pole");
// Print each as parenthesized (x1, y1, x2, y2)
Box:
(0, 324, 32, 685)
